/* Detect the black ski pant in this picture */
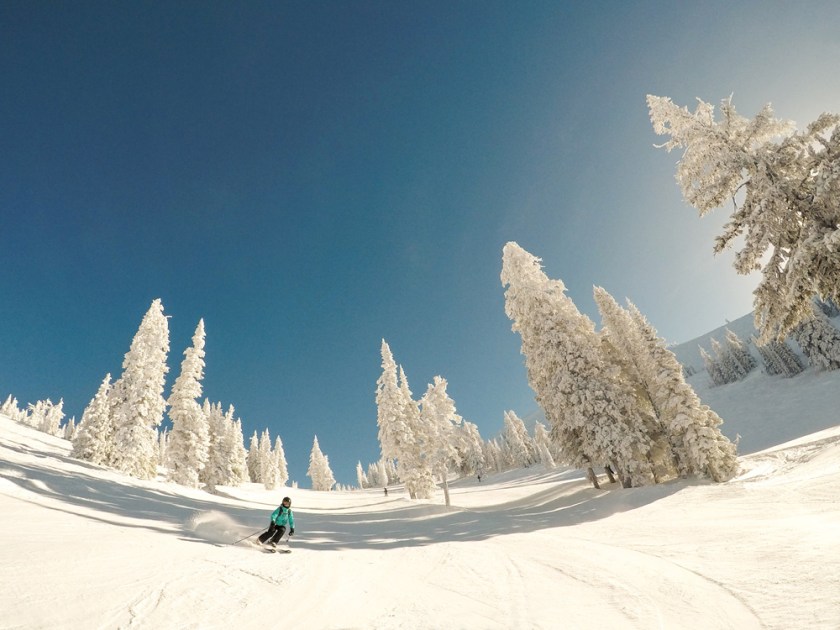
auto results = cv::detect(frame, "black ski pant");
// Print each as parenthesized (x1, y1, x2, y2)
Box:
(258, 523, 286, 544)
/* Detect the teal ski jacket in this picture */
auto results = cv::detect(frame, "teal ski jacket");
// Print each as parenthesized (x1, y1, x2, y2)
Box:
(270, 505, 295, 529)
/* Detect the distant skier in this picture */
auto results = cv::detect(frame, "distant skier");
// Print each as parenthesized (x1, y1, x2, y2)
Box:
(258, 496, 295, 548)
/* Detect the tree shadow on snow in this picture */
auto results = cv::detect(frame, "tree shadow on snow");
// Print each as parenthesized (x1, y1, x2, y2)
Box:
(1, 425, 689, 551)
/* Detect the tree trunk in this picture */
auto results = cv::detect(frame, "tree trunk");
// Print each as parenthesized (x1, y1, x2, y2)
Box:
(586, 466, 600, 489)
(441, 473, 451, 507)
(604, 465, 616, 484)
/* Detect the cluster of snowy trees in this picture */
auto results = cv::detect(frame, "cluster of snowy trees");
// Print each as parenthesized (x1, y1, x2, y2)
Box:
(478, 412, 560, 475)
(375, 341, 486, 504)
(64, 299, 303, 492)
(699, 301, 840, 386)
(699, 329, 757, 386)
(648, 95, 840, 344)
(501, 242, 739, 488)
(1, 395, 71, 438)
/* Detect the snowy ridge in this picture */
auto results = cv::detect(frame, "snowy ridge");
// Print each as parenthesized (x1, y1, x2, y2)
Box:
(2, 402, 839, 628)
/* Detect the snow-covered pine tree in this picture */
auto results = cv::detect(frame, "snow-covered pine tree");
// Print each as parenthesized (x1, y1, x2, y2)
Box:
(534, 422, 559, 468)
(63, 416, 77, 441)
(259, 428, 280, 490)
(0, 395, 25, 422)
(229, 417, 249, 485)
(375, 341, 431, 499)
(501, 242, 657, 488)
(37, 399, 64, 436)
(166, 319, 209, 488)
(273, 435, 289, 488)
(624, 301, 739, 482)
(594, 288, 681, 480)
(246, 431, 260, 483)
(754, 336, 805, 377)
(700, 347, 725, 386)
(711, 338, 741, 384)
(502, 410, 536, 468)
(725, 329, 757, 377)
(418, 375, 462, 505)
(648, 95, 840, 342)
(453, 419, 485, 477)
(72, 374, 114, 465)
(356, 462, 368, 489)
(398, 366, 436, 498)
(110, 299, 170, 479)
(792, 302, 840, 371)
(307, 435, 336, 491)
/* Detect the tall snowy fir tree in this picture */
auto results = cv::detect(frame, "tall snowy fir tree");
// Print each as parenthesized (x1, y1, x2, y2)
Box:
(501, 242, 657, 488)
(623, 300, 739, 481)
(375, 341, 429, 498)
(272, 435, 289, 488)
(259, 429, 280, 490)
(307, 436, 336, 491)
(648, 95, 840, 342)
(109, 299, 170, 479)
(71, 374, 114, 466)
(502, 410, 537, 468)
(453, 420, 485, 477)
(397, 366, 436, 499)
(166, 319, 209, 488)
(247, 431, 261, 483)
(418, 376, 462, 506)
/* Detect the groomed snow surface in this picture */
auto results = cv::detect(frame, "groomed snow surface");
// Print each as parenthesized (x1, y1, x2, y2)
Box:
(2, 367, 840, 629)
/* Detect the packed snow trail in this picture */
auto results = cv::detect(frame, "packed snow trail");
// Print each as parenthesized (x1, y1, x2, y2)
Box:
(2, 416, 839, 628)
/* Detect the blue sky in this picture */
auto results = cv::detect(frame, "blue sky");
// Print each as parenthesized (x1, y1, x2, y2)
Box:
(3, 1, 839, 486)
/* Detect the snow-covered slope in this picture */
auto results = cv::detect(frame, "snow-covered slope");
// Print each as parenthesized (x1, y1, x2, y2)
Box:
(2, 396, 839, 629)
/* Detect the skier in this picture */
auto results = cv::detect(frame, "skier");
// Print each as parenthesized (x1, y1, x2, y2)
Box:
(258, 496, 295, 548)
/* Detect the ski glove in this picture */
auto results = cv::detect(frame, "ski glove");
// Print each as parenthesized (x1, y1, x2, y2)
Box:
(289, 528, 294, 536)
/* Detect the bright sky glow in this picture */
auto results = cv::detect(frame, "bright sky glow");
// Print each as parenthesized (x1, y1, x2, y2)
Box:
(2, 1, 839, 484)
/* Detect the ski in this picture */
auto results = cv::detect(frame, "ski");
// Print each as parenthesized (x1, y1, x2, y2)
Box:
(263, 547, 291, 554)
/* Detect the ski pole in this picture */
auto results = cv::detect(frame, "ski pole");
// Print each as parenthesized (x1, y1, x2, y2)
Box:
(231, 527, 266, 545)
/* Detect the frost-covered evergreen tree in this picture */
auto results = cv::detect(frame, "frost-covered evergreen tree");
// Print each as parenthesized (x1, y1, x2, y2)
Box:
(700, 347, 725, 387)
(110, 299, 170, 479)
(201, 402, 240, 491)
(648, 95, 840, 342)
(375, 341, 432, 499)
(1, 395, 26, 422)
(725, 329, 757, 377)
(534, 422, 559, 468)
(792, 303, 840, 371)
(501, 242, 657, 487)
(259, 428, 280, 490)
(623, 301, 739, 482)
(272, 435, 289, 488)
(35, 398, 64, 436)
(753, 336, 805, 377)
(166, 319, 209, 488)
(502, 410, 536, 468)
(307, 435, 336, 491)
(72, 374, 114, 465)
(418, 376, 462, 505)
(711, 338, 742, 384)
(63, 416, 77, 441)
(453, 420, 485, 477)
(356, 462, 369, 489)
(246, 431, 261, 483)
